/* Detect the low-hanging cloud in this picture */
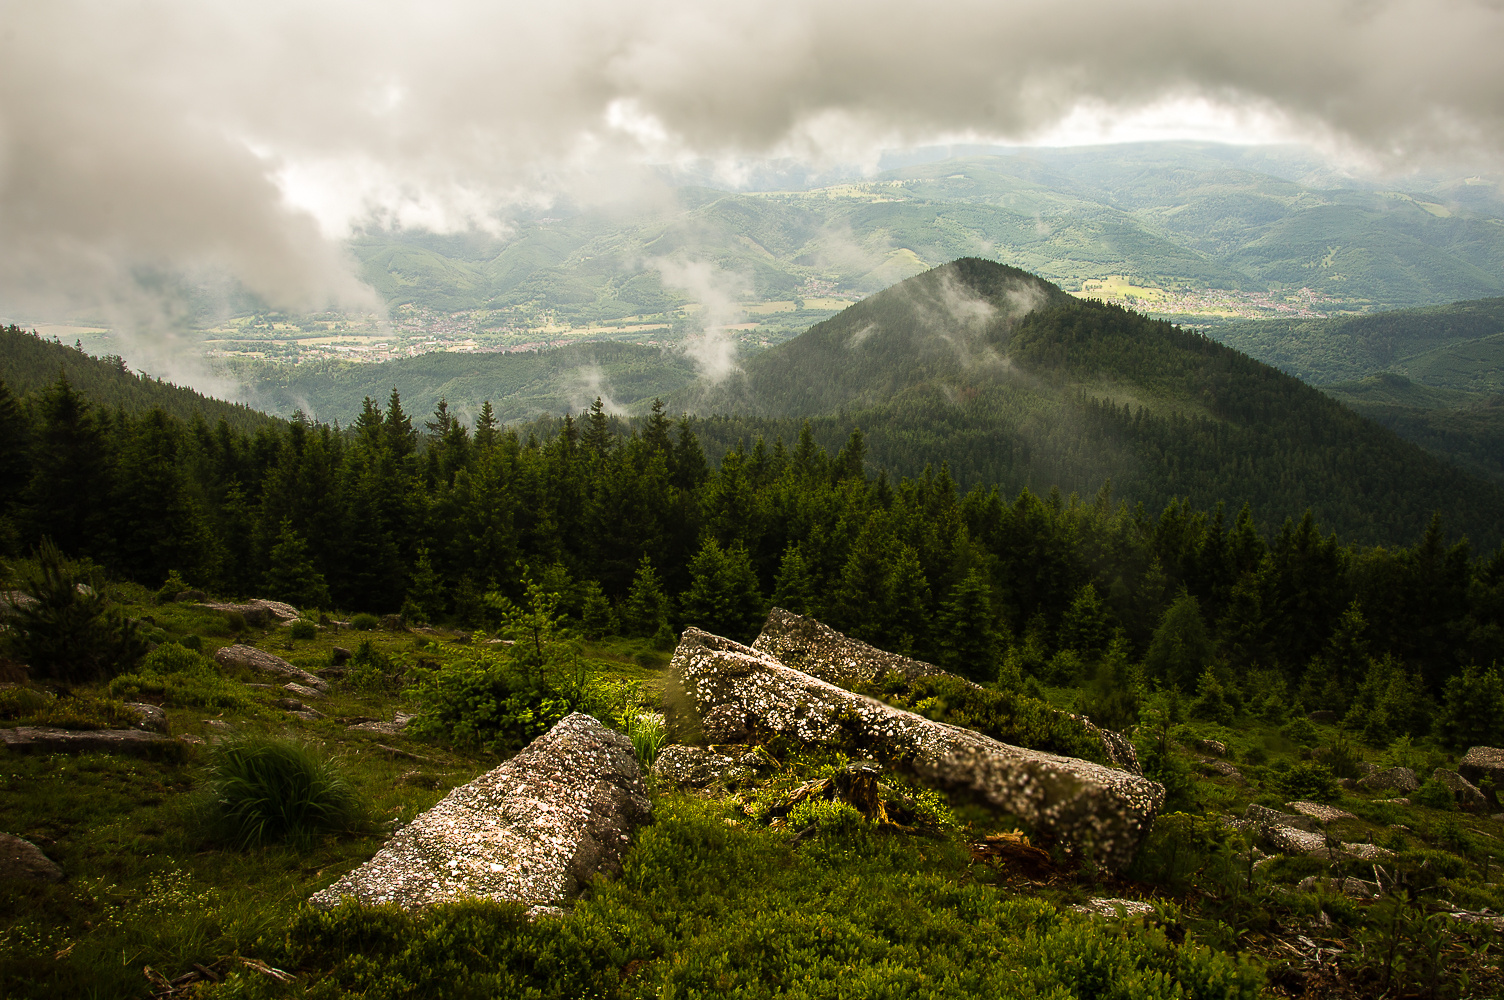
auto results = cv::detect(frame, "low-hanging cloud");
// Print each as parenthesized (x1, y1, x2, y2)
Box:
(4, 0, 1504, 324)
(651, 258, 749, 384)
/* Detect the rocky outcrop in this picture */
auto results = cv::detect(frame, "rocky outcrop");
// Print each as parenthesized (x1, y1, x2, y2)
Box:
(200, 600, 299, 627)
(668, 628, 1163, 870)
(0, 833, 63, 882)
(213, 645, 327, 692)
(124, 702, 169, 732)
(751, 608, 1140, 773)
(651, 745, 765, 788)
(1358, 766, 1419, 794)
(1286, 801, 1355, 824)
(1242, 803, 1392, 860)
(1458, 747, 1503, 805)
(0, 726, 174, 755)
(310, 714, 650, 911)
(1433, 768, 1488, 811)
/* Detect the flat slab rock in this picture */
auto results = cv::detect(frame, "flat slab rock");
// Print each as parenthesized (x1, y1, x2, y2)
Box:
(213, 645, 327, 692)
(0, 833, 63, 882)
(1286, 801, 1356, 823)
(310, 714, 651, 911)
(1070, 898, 1156, 918)
(751, 609, 1140, 774)
(668, 628, 1164, 870)
(347, 713, 414, 735)
(0, 727, 174, 755)
(200, 599, 300, 625)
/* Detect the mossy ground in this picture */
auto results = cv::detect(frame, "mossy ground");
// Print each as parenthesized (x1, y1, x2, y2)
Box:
(2, 589, 1502, 998)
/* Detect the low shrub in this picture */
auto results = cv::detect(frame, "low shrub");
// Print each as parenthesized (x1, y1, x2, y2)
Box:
(110, 644, 249, 710)
(0, 683, 137, 729)
(1277, 761, 1339, 802)
(350, 613, 380, 631)
(289, 619, 318, 641)
(1412, 779, 1456, 811)
(622, 707, 668, 769)
(201, 734, 370, 850)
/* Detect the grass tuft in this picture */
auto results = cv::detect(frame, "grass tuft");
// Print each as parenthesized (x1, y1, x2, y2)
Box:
(202, 734, 372, 850)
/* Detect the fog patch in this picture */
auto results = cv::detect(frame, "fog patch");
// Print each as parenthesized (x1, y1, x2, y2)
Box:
(846, 322, 878, 348)
(567, 363, 625, 414)
(652, 258, 748, 385)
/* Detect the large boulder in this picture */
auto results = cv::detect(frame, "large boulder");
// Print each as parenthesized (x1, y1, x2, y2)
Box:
(213, 645, 327, 692)
(1458, 747, 1503, 805)
(200, 599, 299, 627)
(752, 609, 1140, 773)
(0, 727, 174, 755)
(310, 714, 651, 911)
(1433, 768, 1488, 811)
(1358, 766, 1419, 794)
(0, 833, 62, 882)
(668, 628, 1163, 870)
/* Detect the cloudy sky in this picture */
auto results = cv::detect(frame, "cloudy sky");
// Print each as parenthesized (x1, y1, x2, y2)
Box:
(2, 0, 1502, 321)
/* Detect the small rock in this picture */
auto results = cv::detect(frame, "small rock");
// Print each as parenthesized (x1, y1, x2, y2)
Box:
(199, 599, 299, 627)
(347, 712, 414, 735)
(1336, 778, 1358, 791)
(213, 644, 328, 692)
(204, 720, 232, 731)
(174, 589, 206, 603)
(123, 702, 169, 732)
(379, 614, 404, 631)
(1196, 739, 1229, 757)
(331, 646, 352, 665)
(1344, 842, 1396, 862)
(1198, 759, 1244, 780)
(1245, 803, 1319, 833)
(283, 682, 322, 700)
(1069, 898, 1156, 918)
(1265, 825, 1330, 856)
(288, 709, 325, 722)
(1358, 767, 1419, 794)
(1356, 761, 1378, 777)
(1286, 801, 1356, 824)
(1432, 768, 1488, 811)
(274, 699, 304, 711)
(0, 833, 63, 882)
(1296, 876, 1379, 898)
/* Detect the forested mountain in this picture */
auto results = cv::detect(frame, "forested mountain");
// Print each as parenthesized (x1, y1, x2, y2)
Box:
(0, 326, 282, 434)
(227, 341, 698, 426)
(678, 259, 1504, 548)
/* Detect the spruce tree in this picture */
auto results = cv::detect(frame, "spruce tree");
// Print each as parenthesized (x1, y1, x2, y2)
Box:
(474, 400, 499, 454)
(885, 544, 932, 658)
(771, 542, 819, 617)
(622, 555, 671, 638)
(680, 537, 765, 642)
(580, 580, 616, 639)
(403, 544, 445, 623)
(263, 518, 331, 609)
(1144, 593, 1213, 691)
(935, 569, 1001, 681)
(1058, 583, 1112, 655)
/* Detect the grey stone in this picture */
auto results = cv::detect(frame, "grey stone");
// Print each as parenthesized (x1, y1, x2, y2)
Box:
(310, 714, 650, 910)
(1069, 898, 1156, 918)
(1458, 747, 1504, 805)
(200, 599, 300, 627)
(123, 702, 169, 732)
(0, 590, 37, 616)
(379, 614, 404, 631)
(1432, 768, 1488, 811)
(1195, 739, 1229, 757)
(0, 833, 62, 882)
(288, 710, 325, 722)
(331, 646, 352, 665)
(1356, 761, 1378, 777)
(174, 589, 206, 602)
(650, 745, 746, 788)
(0, 727, 173, 755)
(282, 682, 323, 700)
(1244, 803, 1319, 833)
(213, 644, 327, 692)
(669, 628, 1164, 870)
(347, 712, 414, 735)
(1358, 767, 1419, 794)
(1265, 825, 1331, 856)
(1199, 759, 1244, 780)
(752, 608, 1141, 774)
(1286, 801, 1356, 823)
(1297, 876, 1380, 898)
(1345, 842, 1396, 861)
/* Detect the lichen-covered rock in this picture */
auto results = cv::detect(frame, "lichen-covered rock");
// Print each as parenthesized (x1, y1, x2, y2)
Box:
(0, 726, 174, 755)
(1286, 801, 1356, 824)
(1458, 747, 1503, 805)
(0, 833, 62, 882)
(1244, 803, 1319, 834)
(347, 712, 414, 735)
(650, 745, 764, 788)
(1432, 768, 1488, 811)
(1264, 825, 1330, 856)
(124, 702, 169, 732)
(200, 599, 299, 627)
(668, 628, 1163, 870)
(1358, 766, 1419, 793)
(751, 608, 1141, 773)
(213, 645, 327, 692)
(1070, 898, 1156, 918)
(310, 714, 650, 910)
(282, 682, 323, 700)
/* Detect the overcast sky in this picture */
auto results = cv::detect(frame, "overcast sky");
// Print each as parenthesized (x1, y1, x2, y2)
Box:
(2, 0, 1502, 321)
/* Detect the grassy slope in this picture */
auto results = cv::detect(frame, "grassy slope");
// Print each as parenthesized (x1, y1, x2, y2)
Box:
(678, 260, 1504, 548)
(0, 327, 283, 435)
(2, 586, 1501, 998)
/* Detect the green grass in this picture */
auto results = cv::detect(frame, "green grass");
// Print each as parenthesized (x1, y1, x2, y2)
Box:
(199, 735, 373, 850)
